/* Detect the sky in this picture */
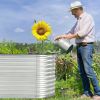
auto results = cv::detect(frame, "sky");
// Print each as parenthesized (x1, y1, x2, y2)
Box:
(0, 0, 100, 43)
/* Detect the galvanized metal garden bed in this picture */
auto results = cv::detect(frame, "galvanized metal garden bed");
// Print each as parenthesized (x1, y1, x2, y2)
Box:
(0, 55, 55, 98)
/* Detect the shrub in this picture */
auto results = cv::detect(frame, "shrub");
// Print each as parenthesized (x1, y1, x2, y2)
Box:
(55, 53, 100, 97)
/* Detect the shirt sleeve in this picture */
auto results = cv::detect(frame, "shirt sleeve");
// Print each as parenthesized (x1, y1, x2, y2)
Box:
(77, 15, 95, 38)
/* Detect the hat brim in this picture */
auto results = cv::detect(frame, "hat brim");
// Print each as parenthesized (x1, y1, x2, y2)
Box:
(68, 6, 82, 12)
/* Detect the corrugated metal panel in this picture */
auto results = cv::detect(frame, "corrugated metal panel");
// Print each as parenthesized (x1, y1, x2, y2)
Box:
(0, 55, 55, 98)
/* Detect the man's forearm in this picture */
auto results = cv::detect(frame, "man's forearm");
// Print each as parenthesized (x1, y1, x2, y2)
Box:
(64, 33, 79, 39)
(55, 33, 79, 40)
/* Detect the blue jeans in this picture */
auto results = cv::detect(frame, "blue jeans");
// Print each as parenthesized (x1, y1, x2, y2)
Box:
(77, 44, 100, 96)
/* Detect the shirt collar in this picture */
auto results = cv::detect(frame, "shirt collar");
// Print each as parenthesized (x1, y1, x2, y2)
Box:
(78, 12, 86, 19)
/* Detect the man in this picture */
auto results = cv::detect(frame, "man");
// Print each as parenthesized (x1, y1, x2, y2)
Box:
(55, 1, 100, 99)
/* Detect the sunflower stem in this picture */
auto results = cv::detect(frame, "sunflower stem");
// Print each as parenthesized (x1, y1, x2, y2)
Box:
(41, 40, 44, 55)
(36, 40, 38, 54)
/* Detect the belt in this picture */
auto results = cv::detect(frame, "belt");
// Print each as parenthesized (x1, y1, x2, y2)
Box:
(76, 42, 94, 47)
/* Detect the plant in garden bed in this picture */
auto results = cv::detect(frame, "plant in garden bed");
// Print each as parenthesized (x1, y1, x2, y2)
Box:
(32, 20, 57, 54)
(0, 41, 28, 54)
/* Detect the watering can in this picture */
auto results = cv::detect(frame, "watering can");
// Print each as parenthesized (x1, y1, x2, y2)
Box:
(54, 39, 73, 54)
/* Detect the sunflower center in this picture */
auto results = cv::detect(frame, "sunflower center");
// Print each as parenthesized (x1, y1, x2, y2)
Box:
(37, 28, 46, 35)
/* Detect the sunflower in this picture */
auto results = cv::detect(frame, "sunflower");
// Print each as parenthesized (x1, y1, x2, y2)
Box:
(32, 21, 52, 41)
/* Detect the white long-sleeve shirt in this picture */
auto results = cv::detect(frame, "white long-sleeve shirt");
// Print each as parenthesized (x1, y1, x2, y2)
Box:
(69, 12, 95, 43)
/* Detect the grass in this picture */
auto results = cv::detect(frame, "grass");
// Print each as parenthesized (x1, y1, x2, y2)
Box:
(0, 87, 92, 100)
(0, 96, 92, 100)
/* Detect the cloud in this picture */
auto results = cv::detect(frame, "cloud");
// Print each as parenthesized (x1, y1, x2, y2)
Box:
(14, 27, 25, 33)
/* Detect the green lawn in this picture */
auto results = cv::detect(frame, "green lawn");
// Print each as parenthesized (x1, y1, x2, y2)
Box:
(0, 96, 92, 100)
